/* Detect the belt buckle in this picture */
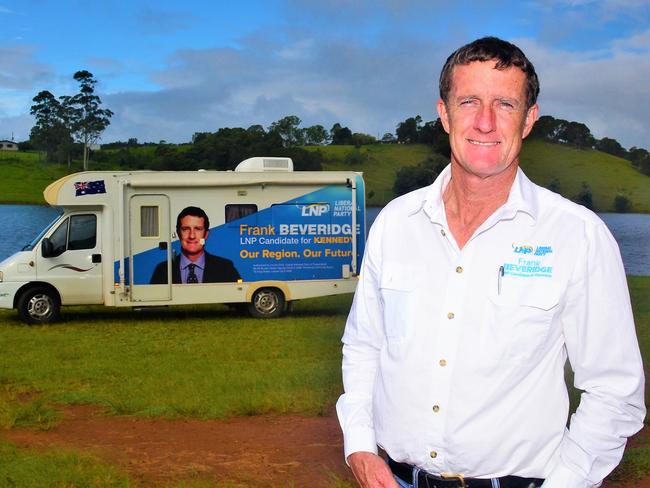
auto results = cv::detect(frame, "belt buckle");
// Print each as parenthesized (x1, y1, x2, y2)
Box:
(440, 472, 466, 488)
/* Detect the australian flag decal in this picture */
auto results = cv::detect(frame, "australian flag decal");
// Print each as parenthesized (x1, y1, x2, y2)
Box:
(75, 180, 106, 196)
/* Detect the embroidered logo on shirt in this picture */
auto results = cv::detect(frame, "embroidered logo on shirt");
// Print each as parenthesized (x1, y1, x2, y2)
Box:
(512, 244, 553, 256)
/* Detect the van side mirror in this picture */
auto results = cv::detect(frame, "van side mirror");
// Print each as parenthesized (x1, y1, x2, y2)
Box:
(41, 238, 53, 258)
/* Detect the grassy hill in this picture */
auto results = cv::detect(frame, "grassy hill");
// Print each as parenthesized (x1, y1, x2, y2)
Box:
(1, 140, 649, 212)
(312, 140, 650, 212)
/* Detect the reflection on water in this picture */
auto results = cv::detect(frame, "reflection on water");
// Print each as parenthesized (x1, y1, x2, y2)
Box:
(366, 207, 650, 276)
(0, 204, 648, 276)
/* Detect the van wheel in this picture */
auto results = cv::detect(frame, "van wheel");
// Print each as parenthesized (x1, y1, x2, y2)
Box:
(248, 288, 285, 318)
(18, 287, 60, 324)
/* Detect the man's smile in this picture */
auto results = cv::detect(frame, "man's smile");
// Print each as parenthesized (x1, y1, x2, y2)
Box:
(467, 139, 500, 146)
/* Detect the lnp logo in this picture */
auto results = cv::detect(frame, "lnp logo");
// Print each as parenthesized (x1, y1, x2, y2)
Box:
(512, 243, 553, 256)
(301, 203, 330, 217)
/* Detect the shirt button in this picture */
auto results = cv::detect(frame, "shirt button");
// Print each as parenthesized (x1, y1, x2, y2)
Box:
(439, 359, 447, 367)
(430, 450, 437, 458)
(456, 266, 463, 273)
(432, 405, 440, 413)
(441, 229, 446, 236)
(447, 312, 455, 320)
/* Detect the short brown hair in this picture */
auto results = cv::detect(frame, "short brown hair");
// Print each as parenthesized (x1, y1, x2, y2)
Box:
(439, 36, 540, 109)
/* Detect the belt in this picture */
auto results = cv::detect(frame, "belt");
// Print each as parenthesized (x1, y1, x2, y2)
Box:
(388, 457, 544, 488)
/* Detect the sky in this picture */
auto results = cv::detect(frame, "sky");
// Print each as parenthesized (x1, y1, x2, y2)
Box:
(1, 0, 649, 150)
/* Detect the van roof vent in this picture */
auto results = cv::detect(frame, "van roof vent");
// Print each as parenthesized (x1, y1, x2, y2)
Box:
(235, 157, 293, 172)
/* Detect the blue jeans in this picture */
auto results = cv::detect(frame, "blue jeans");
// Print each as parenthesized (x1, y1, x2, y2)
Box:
(394, 474, 414, 488)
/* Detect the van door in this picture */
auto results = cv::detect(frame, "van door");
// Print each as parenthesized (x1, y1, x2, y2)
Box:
(36, 212, 103, 304)
(129, 195, 171, 301)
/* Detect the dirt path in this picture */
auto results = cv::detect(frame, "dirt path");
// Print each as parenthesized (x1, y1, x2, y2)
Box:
(1, 406, 648, 487)
(2, 405, 353, 487)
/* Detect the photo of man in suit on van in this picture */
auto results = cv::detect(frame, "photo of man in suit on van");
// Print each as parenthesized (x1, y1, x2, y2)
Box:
(150, 206, 241, 284)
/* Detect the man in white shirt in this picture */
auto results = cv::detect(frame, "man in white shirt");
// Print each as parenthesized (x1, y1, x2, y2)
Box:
(336, 37, 645, 488)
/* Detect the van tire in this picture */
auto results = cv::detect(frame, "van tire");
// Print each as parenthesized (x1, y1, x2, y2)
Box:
(17, 287, 60, 324)
(248, 288, 285, 318)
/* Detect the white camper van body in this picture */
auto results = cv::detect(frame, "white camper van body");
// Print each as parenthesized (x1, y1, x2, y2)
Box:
(0, 158, 365, 323)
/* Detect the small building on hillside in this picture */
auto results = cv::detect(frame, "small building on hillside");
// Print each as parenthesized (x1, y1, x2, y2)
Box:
(0, 140, 18, 151)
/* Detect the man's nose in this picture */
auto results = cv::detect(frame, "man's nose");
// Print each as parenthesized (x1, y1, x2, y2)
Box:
(474, 104, 496, 133)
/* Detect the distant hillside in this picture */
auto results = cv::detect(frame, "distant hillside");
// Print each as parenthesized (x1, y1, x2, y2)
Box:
(1, 140, 648, 212)
(311, 140, 650, 212)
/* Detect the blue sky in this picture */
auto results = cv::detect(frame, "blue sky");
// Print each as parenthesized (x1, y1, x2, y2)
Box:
(1, 0, 649, 149)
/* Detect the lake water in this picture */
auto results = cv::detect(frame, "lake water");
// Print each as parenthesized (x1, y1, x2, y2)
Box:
(1, 204, 649, 275)
(365, 207, 650, 276)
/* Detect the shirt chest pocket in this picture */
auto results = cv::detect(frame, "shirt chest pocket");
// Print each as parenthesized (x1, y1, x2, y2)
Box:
(484, 289, 559, 363)
(379, 266, 422, 341)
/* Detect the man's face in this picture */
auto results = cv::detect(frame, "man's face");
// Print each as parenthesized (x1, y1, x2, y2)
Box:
(178, 215, 208, 259)
(437, 61, 538, 179)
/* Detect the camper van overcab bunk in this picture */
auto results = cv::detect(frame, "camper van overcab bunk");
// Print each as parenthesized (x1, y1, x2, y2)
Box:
(0, 157, 365, 323)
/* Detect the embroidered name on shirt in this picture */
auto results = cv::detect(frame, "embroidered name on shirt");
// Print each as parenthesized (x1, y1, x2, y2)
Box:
(512, 244, 553, 256)
(504, 258, 552, 278)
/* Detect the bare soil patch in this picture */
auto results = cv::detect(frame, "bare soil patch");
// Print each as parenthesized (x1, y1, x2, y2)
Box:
(1, 405, 648, 487)
(1, 405, 353, 487)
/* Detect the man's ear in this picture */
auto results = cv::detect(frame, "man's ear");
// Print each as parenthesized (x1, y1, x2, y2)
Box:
(437, 99, 451, 134)
(522, 103, 539, 139)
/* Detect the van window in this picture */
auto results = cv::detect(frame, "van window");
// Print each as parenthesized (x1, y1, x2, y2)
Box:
(225, 204, 257, 223)
(140, 206, 159, 237)
(49, 219, 69, 256)
(68, 215, 97, 250)
(48, 214, 97, 256)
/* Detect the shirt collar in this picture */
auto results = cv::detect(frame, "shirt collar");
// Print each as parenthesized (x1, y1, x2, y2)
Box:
(417, 164, 539, 224)
(180, 252, 206, 269)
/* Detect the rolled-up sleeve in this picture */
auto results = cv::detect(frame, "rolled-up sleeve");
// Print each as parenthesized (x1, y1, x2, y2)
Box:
(545, 222, 646, 487)
(336, 215, 387, 460)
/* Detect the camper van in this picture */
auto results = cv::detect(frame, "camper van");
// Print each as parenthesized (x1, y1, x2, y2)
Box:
(0, 157, 365, 323)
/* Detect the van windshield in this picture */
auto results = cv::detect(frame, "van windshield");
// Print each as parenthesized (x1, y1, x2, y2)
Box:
(22, 215, 62, 251)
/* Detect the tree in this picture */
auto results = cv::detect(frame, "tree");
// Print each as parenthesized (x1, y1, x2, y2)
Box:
(30, 90, 73, 163)
(304, 125, 329, 145)
(559, 121, 595, 149)
(595, 137, 627, 159)
(330, 123, 353, 145)
(65, 70, 114, 170)
(396, 115, 422, 143)
(268, 115, 304, 147)
(381, 132, 396, 143)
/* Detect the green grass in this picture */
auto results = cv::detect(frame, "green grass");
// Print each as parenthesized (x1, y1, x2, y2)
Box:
(520, 140, 650, 213)
(0, 279, 648, 485)
(314, 144, 434, 206)
(0, 295, 353, 419)
(0, 439, 133, 487)
(0, 151, 70, 204)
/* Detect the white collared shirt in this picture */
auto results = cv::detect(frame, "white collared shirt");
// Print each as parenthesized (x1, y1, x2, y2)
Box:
(336, 165, 645, 487)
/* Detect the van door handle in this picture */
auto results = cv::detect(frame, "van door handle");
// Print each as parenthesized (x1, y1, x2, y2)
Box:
(158, 242, 168, 250)
(92, 254, 102, 263)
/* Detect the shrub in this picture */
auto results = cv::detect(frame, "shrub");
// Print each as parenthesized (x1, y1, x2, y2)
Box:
(546, 178, 561, 194)
(393, 155, 448, 197)
(574, 182, 593, 210)
(614, 193, 632, 213)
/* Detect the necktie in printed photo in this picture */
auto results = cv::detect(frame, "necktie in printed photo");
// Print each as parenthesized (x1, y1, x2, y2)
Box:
(187, 263, 199, 283)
